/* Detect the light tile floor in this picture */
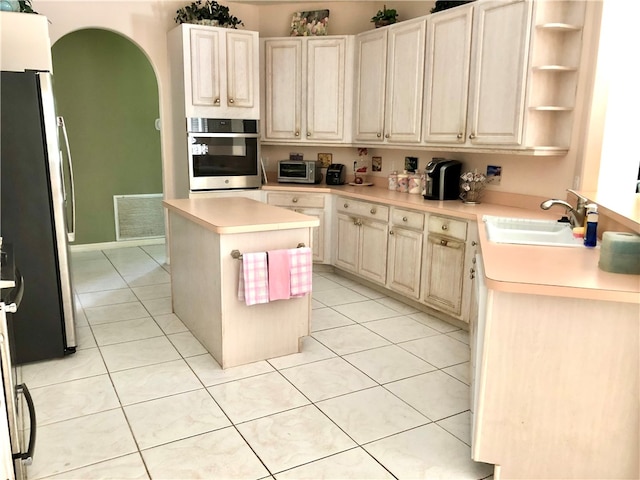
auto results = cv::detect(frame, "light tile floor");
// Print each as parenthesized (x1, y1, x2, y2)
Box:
(21, 244, 493, 479)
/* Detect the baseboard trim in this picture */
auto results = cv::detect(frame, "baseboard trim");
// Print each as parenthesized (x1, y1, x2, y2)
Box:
(70, 237, 165, 252)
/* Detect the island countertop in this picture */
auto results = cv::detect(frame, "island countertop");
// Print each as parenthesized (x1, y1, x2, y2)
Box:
(163, 197, 319, 234)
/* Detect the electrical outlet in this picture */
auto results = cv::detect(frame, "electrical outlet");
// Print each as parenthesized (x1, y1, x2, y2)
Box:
(487, 165, 502, 185)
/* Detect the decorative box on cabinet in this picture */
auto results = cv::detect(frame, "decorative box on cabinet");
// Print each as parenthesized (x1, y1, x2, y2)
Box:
(422, 0, 586, 154)
(386, 208, 425, 298)
(266, 192, 328, 263)
(261, 36, 353, 144)
(335, 197, 389, 285)
(168, 24, 259, 119)
(353, 17, 427, 144)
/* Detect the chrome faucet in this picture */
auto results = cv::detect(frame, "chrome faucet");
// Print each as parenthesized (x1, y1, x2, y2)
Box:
(540, 189, 589, 228)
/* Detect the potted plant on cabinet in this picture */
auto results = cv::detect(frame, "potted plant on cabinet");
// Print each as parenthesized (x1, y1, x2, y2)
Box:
(174, 0, 243, 28)
(371, 5, 398, 28)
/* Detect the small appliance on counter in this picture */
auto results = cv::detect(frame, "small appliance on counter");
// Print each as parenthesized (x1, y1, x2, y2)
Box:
(326, 164, 346, 185)
(423, 158, 462, 200)
(277, 159, 323, 184)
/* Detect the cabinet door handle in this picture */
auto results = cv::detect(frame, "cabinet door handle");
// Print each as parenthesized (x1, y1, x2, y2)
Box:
(292, 197, 298, 203)
(228, 98, 234, 104)
(470, 267, 476, 279)
(469, 133, 476, 139)
(306, 132, 312, 137)
(343, 203, 349, 208)
(370, 208, 377, 214)
(457, 133, 463, 139)
(385, 133, 390, 139)
(440, 239, 448, 246)
(389, 230, 394, 235)
(441, 224, 449, 231)
(377, 132, 382, 138)
(471, 240, 477, 246)
(402, 216, 408, 222)
(214, 98, 220, 104)
(295, 131, 300, 137)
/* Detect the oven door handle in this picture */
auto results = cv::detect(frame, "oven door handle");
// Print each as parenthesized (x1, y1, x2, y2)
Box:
(13, 384, 36, 465)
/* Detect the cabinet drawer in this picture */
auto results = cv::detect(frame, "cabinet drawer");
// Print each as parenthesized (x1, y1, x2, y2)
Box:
(428, 215, 467, 240)
(267, 193, 325, 208)
(391, 208, 424, 230)
(337, 197, 389, 222)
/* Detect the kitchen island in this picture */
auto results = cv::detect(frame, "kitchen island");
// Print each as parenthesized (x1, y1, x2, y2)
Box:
(163, 197, 319, 369)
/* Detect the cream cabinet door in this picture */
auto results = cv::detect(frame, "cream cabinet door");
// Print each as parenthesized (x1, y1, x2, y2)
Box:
(422, 234, 466, 316)
(467, 0, 532, 145)
(335, 213, 359, 273)
(226, 30, 258, 111)
(384, 18, 427, 144)
(359, 219, 388, 285)
(190, 27, 222, 110)
(423, 6, 473, 144)
(306, 37, 347, 141)
(264, 39, 303, 140)
(292, 208, 325, 263)
(387, 227, 423, 298)
(353, 28, 387, 143)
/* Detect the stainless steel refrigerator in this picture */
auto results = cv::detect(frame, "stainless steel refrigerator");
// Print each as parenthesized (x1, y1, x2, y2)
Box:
(0, 70, 77, 364)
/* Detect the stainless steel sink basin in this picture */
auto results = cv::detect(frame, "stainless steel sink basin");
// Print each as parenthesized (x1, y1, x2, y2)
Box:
(483, 215, 584, 247)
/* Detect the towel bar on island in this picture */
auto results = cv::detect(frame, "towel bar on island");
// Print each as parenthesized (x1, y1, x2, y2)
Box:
(230, 243, 306, 260)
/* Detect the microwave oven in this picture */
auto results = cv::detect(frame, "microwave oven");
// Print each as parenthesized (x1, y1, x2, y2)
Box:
(277, 160, 322, 184)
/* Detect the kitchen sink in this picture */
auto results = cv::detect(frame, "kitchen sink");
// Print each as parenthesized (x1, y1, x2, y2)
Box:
(483, 215, 585, 247)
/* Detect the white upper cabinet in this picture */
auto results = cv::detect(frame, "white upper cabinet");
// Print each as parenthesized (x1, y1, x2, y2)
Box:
(422, 0, 586, 154)
(262, 36, 353, 143)
(422, 6, 473, 144)
(467, 0, 532, 146)
(169, 24, 259, 119)
(354, 17, 427, 144)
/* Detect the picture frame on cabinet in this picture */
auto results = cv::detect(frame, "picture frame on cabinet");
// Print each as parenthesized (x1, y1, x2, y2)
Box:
(317, 152, 332, 167)
(290, 10, 330, 36)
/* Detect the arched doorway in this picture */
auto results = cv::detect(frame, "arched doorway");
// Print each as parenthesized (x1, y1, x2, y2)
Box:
(51, 28, 163, 245)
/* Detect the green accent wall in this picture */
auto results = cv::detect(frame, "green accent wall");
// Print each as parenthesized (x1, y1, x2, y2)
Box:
(51, 29, 162, 245)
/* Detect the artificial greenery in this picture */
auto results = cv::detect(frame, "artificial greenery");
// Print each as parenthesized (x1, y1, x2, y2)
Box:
(174, 0, 243, 28)
(19, 0, 36, 13)
(371, 5, 398, 26)
(430, 0, 475, 14)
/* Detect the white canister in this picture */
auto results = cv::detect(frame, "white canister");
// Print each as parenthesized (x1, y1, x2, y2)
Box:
(396, 172, 409, 193)
(408, 173, 422, 194)
(388, 172, 398, 191)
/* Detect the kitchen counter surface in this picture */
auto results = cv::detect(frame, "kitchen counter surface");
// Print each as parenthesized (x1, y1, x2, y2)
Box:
(264, 183, 640, 303)
(163, 197, 319, 234)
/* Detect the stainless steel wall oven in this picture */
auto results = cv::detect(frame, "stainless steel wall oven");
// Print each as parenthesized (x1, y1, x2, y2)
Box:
(188, 118, 261, 191)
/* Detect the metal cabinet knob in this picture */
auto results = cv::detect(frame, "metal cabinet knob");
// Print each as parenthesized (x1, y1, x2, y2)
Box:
(292, 197, 298, 203)
(469, 133, 476, 139)
(441, 224, 449, 231)
(295, 131, 300, 137)
(440, 239, 448, 246)
(385, 133, 390, 139)
(470, 267, 476, 279)
(457, 133, 463, 139)
(402, 216, 408, 222)
(229, 98, 235, 104)
(471, 240, 477, 246)
(344, 203, 349, 208)
(370, 208, 377, 214)
(389, 230, 394, 235)
(214, 98, 220, 104)
(306, 132, 311, 137)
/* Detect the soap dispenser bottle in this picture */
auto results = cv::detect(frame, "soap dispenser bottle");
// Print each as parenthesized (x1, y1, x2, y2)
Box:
(584, 204, 598, 247)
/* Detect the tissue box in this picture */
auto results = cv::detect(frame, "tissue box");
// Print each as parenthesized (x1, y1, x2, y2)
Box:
(598, 231, 640, 275)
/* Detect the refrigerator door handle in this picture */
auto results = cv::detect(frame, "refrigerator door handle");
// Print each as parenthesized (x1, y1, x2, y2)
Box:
(57, 116, 76, 243)
(13, 384, 36, 466)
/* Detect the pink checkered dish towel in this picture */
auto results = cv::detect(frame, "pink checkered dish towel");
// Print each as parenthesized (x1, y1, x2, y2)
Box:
(237, 252, 269, 306)
(267, 249, 291, 301)
(289, 247, 312, 297)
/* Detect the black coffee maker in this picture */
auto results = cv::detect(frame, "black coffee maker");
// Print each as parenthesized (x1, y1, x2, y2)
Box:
(423, 158, 462, 200)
